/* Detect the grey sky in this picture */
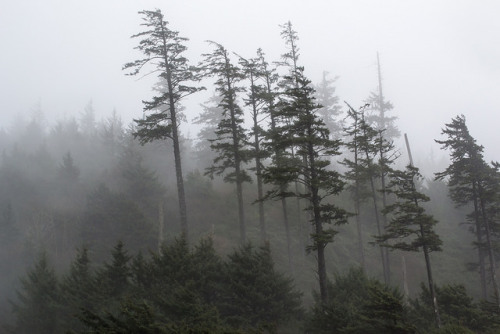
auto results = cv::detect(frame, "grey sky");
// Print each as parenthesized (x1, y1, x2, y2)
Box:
(1, 0, 499, 167)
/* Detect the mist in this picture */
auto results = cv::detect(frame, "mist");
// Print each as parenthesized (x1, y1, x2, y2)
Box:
(1, 1, 500, 333)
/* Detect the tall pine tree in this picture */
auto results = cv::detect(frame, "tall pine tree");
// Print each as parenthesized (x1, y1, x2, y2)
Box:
(123, 9, 203, 239)
(200, 41, 251, 244)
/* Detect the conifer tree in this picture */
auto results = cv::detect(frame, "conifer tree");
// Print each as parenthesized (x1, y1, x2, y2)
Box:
(60, 247, 96, 331)
(192, 94, 223, 168)
(11, 252, 61, 334)
(220, 243, 302, 332)
(123, 9, 203, 239)
(364, 53, 399, 140)
(200, 41, 251, 243)
(278, 21, 306, 255)
(264, 67, 347, 305)
(342, 103, 393, 282)
(238, 51, 269, 242)
(257, 48, 296, 269)
(436, 115, 500, 308)
(377, 165, 442, 328)
(341, 105, 367, 271)
(314, 71, 343, 138)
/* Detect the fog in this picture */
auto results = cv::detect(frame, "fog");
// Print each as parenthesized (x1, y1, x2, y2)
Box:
(2, 2, 500, 331)
(2, 0, 499, 168)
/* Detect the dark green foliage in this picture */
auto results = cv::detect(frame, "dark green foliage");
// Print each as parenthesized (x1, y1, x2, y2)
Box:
(59, 247, 96, 331)
(411, 283, 500, 333)
(124, 9, 202, 143)
(219, 243, 303, 332)
(124, 9, 203, 238)
(74, 300, 168, 334)
(264, 65, 348, 304)
(11, 252, 61, 334)
(436, 115, 500, 304)
(201, 41, 251, 243)
(378, 165, 442, 253)
(96, 241, 132, 301)
(9, 238, 301, 333)
(306, 268, 414, 333)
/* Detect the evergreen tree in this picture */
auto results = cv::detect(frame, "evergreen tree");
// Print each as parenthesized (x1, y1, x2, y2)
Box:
(342, 103, 389, 283)
(314, 71, 343, 138)
(411, 283, 500, 333)
(124, 9, 203, 239)
(377, 165, 443, 328)
(11, 252, 61, 334)
(94, 241, 132, 313)
(306, 268, 414, 334)
(81, 185, 156, 257)
(219, 243, 302, 332)
(364, 53, 400, 140)
(435, 115, 500, 306)
(264, 67, 348, 305)
(257, 48, 296, 270)
(60, 247, 96, 331)
(238, 51, 269, 242)
(277, 21, 306, 258)
(192, 94, 223, 168)
(200, 41, 251, 244)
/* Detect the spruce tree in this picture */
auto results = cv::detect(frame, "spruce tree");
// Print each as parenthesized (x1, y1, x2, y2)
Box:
(436, 115, 500, 308)
(220, 243, 302, 332)
(200, 41, 251, 244)
(264, 67, 347, 305)
(60, 247, 96, 331)
(257, 48, 296, 269)
(238, 51, 269, 242)
(11, 252, 61, 334)
(364, 53, 399, 140)
(314, 71, 343, 138)
(123, 9, 203, 239)
(278, 21, 306, 257)
(377, 164, 442, 328)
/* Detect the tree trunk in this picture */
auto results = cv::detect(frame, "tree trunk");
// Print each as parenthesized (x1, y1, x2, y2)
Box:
(368, 175, 388, 284)
(421, 236, 442, 328)
(379, 131, 391, 284)
(472, 181, 488, 299)
(160, 19, 188, 239)
(478, 182, 500, 310)
(225, 67, 246, 243)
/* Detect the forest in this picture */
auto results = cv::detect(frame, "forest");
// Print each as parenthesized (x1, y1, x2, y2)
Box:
(2, 8, 500, 333)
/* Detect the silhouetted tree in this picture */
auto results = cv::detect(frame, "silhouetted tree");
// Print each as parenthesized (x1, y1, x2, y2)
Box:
(377, 165, 442, 328)
(436, 115, 500, 308)
(264, 67, 348, 305)
(238, 51, 269, 242)
(200, 41, 251, 244)
(124, 9, 203, 239)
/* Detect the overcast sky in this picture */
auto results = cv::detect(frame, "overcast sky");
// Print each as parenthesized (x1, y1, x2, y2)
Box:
(1, 0, 499, 169)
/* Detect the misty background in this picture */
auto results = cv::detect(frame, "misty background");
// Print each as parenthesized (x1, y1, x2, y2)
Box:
(2, 0, 499, 168)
